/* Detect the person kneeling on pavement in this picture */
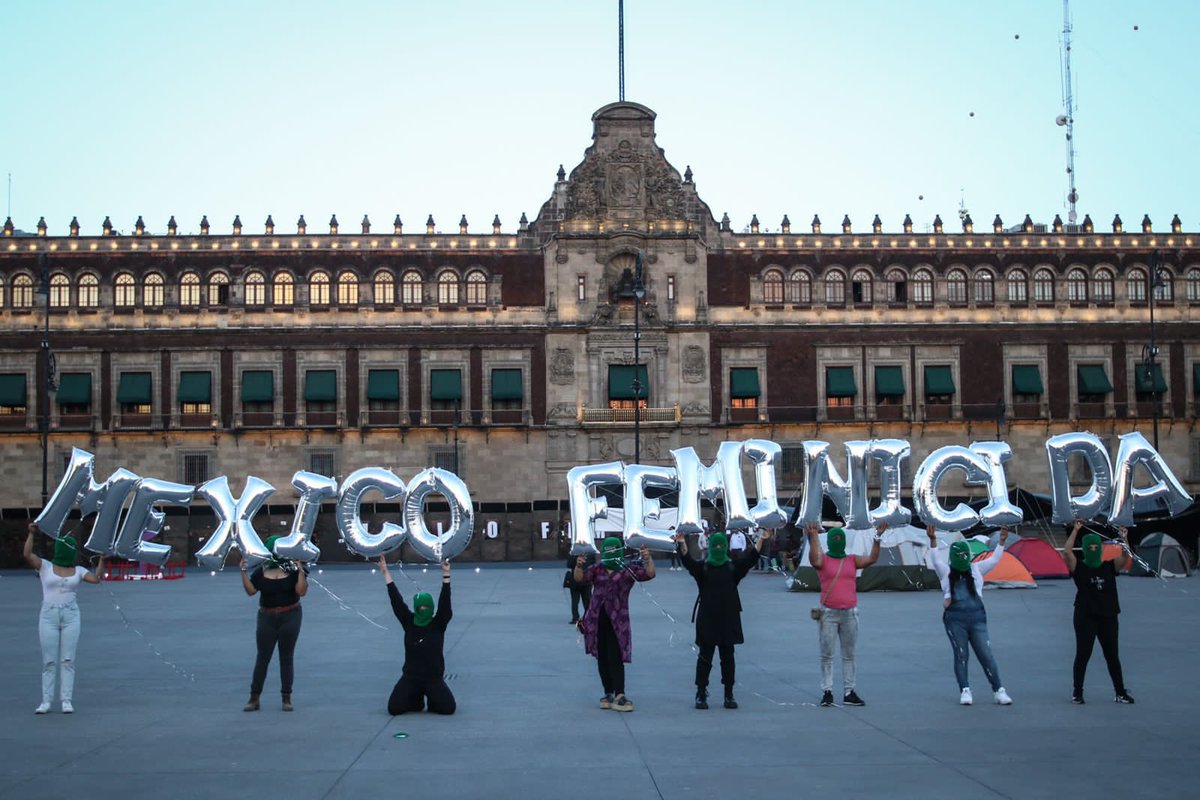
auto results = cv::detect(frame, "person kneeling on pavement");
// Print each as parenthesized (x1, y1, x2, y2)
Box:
(378, 556, 456, 715)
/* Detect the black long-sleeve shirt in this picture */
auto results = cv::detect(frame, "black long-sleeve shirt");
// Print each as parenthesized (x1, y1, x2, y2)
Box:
(388, 581, 452, 681)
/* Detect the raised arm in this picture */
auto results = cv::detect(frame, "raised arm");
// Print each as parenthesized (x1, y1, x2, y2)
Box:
(293, 560, 308, 597)
(435, 560, 452, 625)
(805, 523, 823, 571)
(976, 527, 1008, 576)
(387, 580, 414, 628)
(23, 523, 41, 570)
(926, 524, 949, 581)
(856, 523, 885, 568)
(1114, 526, 1132, 572)
(1062, 520, 1082, 573)
(638, 547, 656, 580)
(240, 560, 258, 596)
(81, 556, 107, 585)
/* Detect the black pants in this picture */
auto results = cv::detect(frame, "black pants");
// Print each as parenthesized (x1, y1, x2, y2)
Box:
(251, 606, 302, 696)
(570, 583, 592, 622)
(695, 643, 735, 689)
(388, 675, 456, 715)
(595, 610, 624, 695)
(1073, 608, 1125, 693)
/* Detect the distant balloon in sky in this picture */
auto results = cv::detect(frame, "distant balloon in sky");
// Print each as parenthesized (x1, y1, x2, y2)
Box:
(969, 111, 975, 117)
(918, 195, 924, 201)
(1133, 25, 1139, 31)
(1014, 34, 1020, 40)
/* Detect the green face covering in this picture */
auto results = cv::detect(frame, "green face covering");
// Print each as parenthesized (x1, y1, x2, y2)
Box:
(826, 528, 847, 559)
(412, 592, 435, 627)
(264, 535, 287, 570)
(707, 532, 730, 566)
(1082, 533, 1104, 569)
(600, 537, 625, 571)
(52, 536, 78, 568)
(949, 541, 973, 573)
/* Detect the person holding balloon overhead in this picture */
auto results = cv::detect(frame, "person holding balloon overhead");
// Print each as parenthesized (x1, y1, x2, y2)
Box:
(240, 535, 307, 712)
(675, 527, 772, 710)
(378, 556, 457, 715)
(574, 537, 656, 712)
(1063, 520, 1135, 704)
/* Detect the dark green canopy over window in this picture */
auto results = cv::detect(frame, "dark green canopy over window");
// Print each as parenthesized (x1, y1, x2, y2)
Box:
(1077, 365, 1113, 395)
(304, 370, 337, 402)
(730, 368, 761, 399)
(178, 371, 212, 403)
(1135, 362, 1167, 394)
(924, 365, 956, 396)
(874, 365, 905, 397)
(116, 372, 152, 404)
(1193, 364, 1200, 396)
(825, 366, 856, 398)
(0, 373, 27, 406)
(367, 369, 400, 401)
(491, 368, 523, 401)
(608, 365, 649, 400)
(1011, 364, 1044, 395)
(430, 369, 462, 401)
(56, 373, 91, 405)
(241, 370, 274, 402)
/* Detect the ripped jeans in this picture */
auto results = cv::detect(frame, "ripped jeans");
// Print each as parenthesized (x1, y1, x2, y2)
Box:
(39, 602, 81, 704)
(942, 597, 1002, 691)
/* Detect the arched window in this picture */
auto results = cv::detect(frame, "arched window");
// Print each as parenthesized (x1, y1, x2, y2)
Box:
(465, 269, 487, 305)
(850, 269, 872, 304)
(402, 270, 423, 304)
(788, 270, 811, 304)
(143, 273, 164, 308)
(1066, 268, 1088, 302)
(884, 269, 908, 303)
(1155, 270, 1174, 302)
(1127, 268, 1147, 302)
(336, 271, 358, 305)
(208, 272, 229, 306)
(244, 271, 266, 306)
(309, 272, 331, 305)
(78, 274, 99, 308)
(12, 274, 34, 308)
(373, 270, 395, 305)
(1186, 268, 1200, 302)
(180, 272, 201, 307)
(1092, 268, 1114, 303)
(1006, 269, 1028, 304)
(973, 269, 995, 305)
(763, 268, 785, 304)
(912, 269, 934, 305)
(115, 273, 137, 307)
(273, 272, 294, 306)
(824, 270, 846, 306)
(946, 268, 968, 304)
(49, 274, 70, 308)
(437, 271, 459, 305)
(1033, 268, 1055, 303)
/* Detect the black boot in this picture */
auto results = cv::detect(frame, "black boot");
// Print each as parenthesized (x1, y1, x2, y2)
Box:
(724, 688, 738, 709)
(281, 694, 293, 712)
(243, 693, 260, 712)
(695, 688, 709, 710)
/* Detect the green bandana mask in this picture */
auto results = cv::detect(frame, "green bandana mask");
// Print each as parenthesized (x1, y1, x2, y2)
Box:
(264, 535, 287, 570)
(826, 528, 847, 559)
(1082, 533, 1104, 569)
(707, 532, 730, 567)
(52, 536, 78, 568)
(413, 592, 435, 627)
(949, 541, 973, 573)
(600, 537, 625, 571)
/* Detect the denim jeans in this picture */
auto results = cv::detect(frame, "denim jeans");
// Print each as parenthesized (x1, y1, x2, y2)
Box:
(39, 602, 81, 704)
(943, 598, 1002, 691)
(819, 607, 858, 692)
(251, 606, 302, 696)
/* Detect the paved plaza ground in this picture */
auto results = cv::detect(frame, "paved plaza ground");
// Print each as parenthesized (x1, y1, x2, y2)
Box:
(0, 560, 1196, 799)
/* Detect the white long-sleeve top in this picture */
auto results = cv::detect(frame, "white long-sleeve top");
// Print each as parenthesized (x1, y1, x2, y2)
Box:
(929, 543, 1004, 600)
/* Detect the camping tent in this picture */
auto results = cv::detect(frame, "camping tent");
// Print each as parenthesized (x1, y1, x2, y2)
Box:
(788, 526, 940, 592)
(1007, 538, 1069, 579)
(1130, 532, 1192, 578)
(970, 548, 1037, 588)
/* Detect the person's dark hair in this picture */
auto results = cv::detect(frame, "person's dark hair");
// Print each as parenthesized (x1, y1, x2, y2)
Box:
(948, 567, 977, 599)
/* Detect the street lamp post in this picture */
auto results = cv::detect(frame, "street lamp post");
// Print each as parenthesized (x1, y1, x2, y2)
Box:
(453, 398, 460, 474)
(1144, 251, 1166, 450)
(36, 254, 55, 505)
(632, 254, 645, 464)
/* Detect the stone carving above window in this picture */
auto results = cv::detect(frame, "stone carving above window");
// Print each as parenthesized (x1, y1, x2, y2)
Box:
(550, 349, 575, 385)
(683, 346, 707, 383)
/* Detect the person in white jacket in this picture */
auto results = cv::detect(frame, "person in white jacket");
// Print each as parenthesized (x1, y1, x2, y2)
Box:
(926, 524, 1014, 706)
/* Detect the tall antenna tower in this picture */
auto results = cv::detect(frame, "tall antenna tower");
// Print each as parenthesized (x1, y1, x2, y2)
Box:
(1058, 0, 1079, 224)
(618, 0, 626, 102)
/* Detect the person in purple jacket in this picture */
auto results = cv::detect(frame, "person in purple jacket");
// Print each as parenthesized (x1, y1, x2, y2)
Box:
(574, 537, 656, 711)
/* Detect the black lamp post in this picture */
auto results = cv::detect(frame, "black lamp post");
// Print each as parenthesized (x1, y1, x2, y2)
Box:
(1143, 250, 1167, 450)
(36, 253, 55, 505)
(452, 398, 460, 474)
(632, 254, 645, 464)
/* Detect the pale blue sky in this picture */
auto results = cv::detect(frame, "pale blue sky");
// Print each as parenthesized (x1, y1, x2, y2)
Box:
(2, 0, 1196, 236)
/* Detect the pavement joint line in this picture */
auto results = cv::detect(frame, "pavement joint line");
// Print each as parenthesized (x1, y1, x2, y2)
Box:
(618, 708, 667, 800)
(320, 712, 396, 800)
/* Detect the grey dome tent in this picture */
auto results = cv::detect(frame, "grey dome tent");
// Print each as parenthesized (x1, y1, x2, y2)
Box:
(1130, 532, 1192, 578)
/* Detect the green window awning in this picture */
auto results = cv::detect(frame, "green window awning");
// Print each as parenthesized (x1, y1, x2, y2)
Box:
(241, 370, 274, 403)
(430, 369, 462, 401)
(116, 372, 152, 404)
(304, 369, 337, 402)
(1193, 364, 1200, 396)
(1077, 364, 1113, 395)
(0, 373, 27, 406)
(730, 367, 761, 399)
(825, 366, 856, 398)
(491, 368, 523, 401)
(56, 373, 91, 404)
(608, 365, 649, 400)
(924, 365, 956, 396)
(1012, 364, 1044, 395)
(178, 371, 212, 403)
(874, 365, 905, 397)
(367, 369, 400, 401)
(1135, 362, 1167, 394)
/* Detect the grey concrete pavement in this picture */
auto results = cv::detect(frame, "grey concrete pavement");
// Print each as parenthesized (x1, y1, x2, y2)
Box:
(0, 561, 1196, 799)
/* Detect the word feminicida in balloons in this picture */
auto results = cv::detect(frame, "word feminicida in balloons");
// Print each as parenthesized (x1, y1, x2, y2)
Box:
(34, 448, 474, 568)
(566, 432, 1190, 555)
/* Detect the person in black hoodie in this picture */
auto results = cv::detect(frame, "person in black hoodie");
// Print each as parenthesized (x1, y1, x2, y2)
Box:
(377, 556, 456, 715)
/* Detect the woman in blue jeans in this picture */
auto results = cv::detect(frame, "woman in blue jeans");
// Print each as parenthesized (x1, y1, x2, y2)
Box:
(24, 522, 107, 714)
(927, 525, 1013, 706)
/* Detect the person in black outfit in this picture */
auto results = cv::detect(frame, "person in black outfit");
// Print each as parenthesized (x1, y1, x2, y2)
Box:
(378, 556, 456, 715)
(565, 554, 592, 624)
(1063, 520, 1134, 704)
(674, 528, 773, 710)
(240, 535, 307, 712)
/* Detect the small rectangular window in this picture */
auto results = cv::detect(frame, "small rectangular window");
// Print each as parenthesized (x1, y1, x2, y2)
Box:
(577, 276, 586, 302)
(308, 451, 337, 478)
(182, 453, 210, 485)
(667, 275, 676, 302)
(430, 446, 461, 474)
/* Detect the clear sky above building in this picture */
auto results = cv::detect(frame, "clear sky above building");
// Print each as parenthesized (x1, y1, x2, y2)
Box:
(2, 0, 1196, 236)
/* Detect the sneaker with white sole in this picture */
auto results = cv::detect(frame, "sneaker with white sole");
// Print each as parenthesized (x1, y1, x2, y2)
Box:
(61, 700, 74, 714)
(35, 702, 51, 715)
(611, 695, 634, 712)
(993, 688, 1012, 705)
(960, 687, 973, 705)
(1114, 691, 1136, 704)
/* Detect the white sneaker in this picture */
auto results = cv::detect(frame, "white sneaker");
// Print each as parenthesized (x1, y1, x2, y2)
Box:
(994, 688, 1012, 705)
(61, 700, 74, 714)
(35, 702, 51, 715)
(960, 687, 973, 705)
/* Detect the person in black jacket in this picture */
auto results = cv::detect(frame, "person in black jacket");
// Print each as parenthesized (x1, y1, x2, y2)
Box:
(377, 556, 456, 715)
(674, 528, 773, 710)
(565, 554, 593, 624)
